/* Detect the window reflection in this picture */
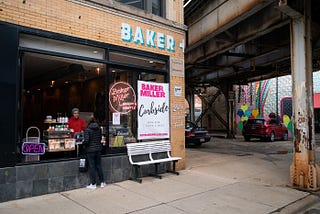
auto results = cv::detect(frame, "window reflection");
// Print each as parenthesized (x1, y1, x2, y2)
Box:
(114, 0, 163, 17)
(114, 0, 145, 9)
(152, 0, 161, 16)
(109, 51, 166, 70)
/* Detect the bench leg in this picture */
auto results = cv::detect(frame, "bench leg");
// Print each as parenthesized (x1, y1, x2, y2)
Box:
(167, 160, 179, 175)
(130, 165, 142, 183)
(149, 163, 162, 179)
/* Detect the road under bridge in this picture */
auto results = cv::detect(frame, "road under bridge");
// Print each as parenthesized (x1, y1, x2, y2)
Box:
(184, 0, 320, 191)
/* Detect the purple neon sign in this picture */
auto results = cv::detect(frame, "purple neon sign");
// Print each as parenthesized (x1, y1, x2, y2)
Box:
(22, 142, 46, 155)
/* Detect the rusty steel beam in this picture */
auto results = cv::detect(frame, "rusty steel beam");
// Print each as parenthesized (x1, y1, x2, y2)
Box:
(195, 90, 227, 128)
(281, 0, 320, 191)
(186, 2, 290, 65)
(187, 46, 291, 84)
(187, 0, 275, 50)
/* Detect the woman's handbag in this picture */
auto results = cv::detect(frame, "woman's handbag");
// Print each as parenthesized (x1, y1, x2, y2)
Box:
(79, 154, 88, 172)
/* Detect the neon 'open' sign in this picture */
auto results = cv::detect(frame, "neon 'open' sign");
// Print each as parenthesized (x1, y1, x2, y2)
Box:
(22, 142, 46, 155)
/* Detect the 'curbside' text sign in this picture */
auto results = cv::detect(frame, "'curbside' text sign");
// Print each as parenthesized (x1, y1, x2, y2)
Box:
(137, 81, 170, 140)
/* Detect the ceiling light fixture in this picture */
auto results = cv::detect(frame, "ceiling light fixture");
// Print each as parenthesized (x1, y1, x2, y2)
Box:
(96, 67, 101, 75)
(50, 80, 55, 87)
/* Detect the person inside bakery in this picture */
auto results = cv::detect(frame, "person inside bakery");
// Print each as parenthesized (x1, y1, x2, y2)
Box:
(68, 108, 86, 139)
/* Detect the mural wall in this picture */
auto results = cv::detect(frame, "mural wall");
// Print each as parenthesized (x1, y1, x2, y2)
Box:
(235, 71, 320, 137)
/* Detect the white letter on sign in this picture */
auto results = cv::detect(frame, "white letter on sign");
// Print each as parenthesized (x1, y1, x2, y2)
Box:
(134, 26, 144, 45)
(167, 35, 175, 52)
(157, 33, 165, 50)
(146, 29, 156, 48)
(121, 23, 132, 42)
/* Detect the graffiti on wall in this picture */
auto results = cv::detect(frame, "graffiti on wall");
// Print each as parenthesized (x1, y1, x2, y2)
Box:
(236, 104, 259, 133)
(234, 72, 320, 137)
(282, 115, 294, 137)
(236, 78, 294, 137)
(236, 103, 294, 137)
(255, 80, 270, 115)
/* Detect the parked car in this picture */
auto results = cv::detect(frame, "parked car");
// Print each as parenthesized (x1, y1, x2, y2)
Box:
(242, 118, 289, 142)
(185, 121, 211, 146)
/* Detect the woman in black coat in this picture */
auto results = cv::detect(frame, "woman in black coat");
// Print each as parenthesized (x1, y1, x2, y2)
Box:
(83, 117, 105, 189)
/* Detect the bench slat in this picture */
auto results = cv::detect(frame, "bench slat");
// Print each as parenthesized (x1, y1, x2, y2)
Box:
(127, 143, 151, 155)
(127, 140, 175, 156)
(151, 157, 181, 164)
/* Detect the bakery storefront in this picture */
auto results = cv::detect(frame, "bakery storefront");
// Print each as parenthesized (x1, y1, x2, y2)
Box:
(0, 0, 186, 202)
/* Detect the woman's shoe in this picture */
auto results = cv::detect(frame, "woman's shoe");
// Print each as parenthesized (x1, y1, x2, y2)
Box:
(100, 182, 106, 188)
(86, 184, 96, 189)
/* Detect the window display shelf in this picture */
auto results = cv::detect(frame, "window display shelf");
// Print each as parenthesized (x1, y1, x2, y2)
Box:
(43, 130, 75, 152)
(44, 121, 66, 124)
(46, 147, 75, 152)
(44, 120, 68, 124)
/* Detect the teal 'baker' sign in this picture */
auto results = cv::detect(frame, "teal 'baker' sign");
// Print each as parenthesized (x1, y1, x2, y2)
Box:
(121, 23, 185, 53)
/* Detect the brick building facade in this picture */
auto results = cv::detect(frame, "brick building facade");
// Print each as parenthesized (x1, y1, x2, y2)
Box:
(0, 0, 186, 202)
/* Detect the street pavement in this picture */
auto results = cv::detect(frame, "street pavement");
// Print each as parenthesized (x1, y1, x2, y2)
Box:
(0, 135, 320, 214)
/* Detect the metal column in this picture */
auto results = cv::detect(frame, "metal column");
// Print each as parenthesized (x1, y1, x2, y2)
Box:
(189, 92, 195, 123)
(186, 91, 195, 122)
(227, 85, 235, 139)
(281, 0, 320, 190)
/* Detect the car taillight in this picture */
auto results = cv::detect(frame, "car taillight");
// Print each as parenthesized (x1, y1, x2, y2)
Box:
(187, 131, 195, 137)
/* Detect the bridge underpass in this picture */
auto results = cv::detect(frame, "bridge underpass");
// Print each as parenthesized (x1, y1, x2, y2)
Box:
(184, 0, 320, 191)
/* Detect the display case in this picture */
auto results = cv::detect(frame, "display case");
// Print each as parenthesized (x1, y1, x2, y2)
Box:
(43, 130, 75, 152)
(43, 116, 75, 152)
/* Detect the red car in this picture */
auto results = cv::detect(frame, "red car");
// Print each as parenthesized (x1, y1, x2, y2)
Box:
(242, 118, 289, 142)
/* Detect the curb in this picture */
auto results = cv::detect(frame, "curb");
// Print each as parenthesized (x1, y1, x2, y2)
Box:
(271, 194, 320, 214)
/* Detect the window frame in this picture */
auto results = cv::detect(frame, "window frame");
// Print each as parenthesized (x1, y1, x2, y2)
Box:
(17, 27, 169, 160)
(115, 0, 166, 17)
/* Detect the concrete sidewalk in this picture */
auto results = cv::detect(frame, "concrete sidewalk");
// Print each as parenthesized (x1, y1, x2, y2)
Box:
(0, 138, 319, 214)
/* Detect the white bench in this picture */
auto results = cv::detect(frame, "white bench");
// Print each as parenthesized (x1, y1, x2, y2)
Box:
(126, 140, 181, 183)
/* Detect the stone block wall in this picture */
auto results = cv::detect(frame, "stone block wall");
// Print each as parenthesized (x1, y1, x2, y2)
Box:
(0, 155, 169, 202)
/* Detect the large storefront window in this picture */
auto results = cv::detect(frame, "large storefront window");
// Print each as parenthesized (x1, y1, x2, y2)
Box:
(20, 52, 106, 162)
(17, 34, 168, 163)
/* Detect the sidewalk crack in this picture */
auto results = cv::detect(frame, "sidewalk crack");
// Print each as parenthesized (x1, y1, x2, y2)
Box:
(60, 192, 96, 214)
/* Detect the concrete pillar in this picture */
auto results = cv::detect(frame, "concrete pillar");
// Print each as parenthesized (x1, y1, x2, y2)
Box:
(284, 0, 320, 190)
